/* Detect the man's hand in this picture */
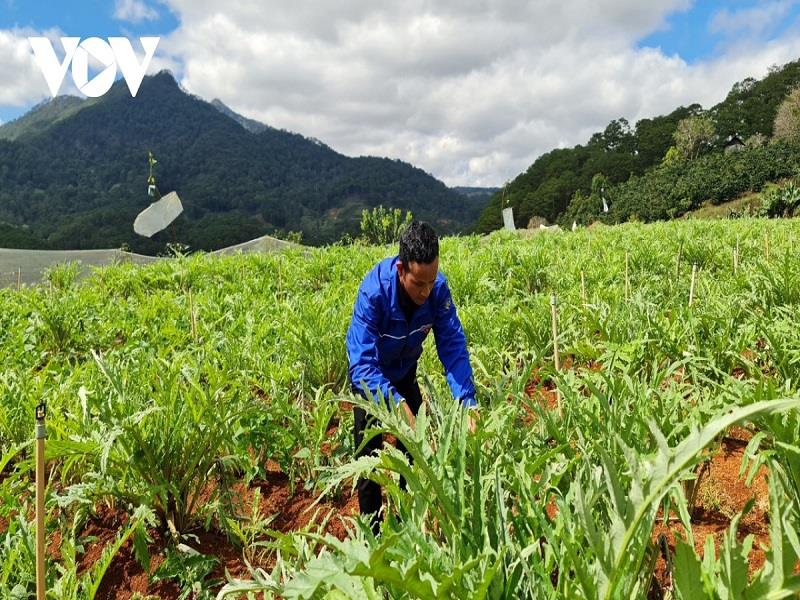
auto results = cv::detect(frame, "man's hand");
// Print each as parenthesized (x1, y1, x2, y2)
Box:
(398, 400, 415, 429)
(467, 407, 479, 433)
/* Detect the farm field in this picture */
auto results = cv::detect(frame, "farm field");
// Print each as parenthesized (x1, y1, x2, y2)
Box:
(1, 218, 800, 599)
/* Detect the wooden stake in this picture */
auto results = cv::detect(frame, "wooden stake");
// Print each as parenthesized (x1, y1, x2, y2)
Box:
(624, 252, 630, 302)
(580, 270, 586, 304)
(17, 267, 21, 291)
(550, 293, 560, 371)
(188, 288, 197, 341)
(689, 262, 697, 307)
(35, 404, 46, 600)
(278, 258, 282, 296)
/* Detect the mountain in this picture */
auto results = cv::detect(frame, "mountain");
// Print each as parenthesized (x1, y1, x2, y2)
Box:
(0, 95, 90, 142)
(476, 58, 800, 232)
(452, 186, 500, 200)
(0, 71, 487, 252)
(451, 187, 500, 225)
(210, 99, 272, 134)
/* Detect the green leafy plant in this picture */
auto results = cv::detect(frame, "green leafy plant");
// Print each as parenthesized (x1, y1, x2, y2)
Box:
(359, 205, 413, 245)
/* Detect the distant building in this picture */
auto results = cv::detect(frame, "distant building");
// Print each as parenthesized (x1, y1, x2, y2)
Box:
(724, 134, 745, 154)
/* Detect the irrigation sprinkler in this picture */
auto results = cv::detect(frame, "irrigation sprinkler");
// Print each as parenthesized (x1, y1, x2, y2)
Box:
(689, 262, 697, 307)
(35, 403, 47, 600)
(550, 293, 560, 371)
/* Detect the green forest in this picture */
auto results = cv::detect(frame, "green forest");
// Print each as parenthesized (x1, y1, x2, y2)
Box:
(475, 59, 800, 231)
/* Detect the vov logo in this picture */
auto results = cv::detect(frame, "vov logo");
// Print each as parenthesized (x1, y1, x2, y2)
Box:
(28, 37, 160, 98)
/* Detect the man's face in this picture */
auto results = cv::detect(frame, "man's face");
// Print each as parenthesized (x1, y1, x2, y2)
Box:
(397, 258, 439, 306)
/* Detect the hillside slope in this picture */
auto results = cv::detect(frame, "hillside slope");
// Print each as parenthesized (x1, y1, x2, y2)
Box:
(0, 72, 485, 252)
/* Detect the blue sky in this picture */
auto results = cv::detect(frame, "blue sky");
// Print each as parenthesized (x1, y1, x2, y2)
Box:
(1, 1, 799, 185)
(0, 0, 178, 39)
(639, 0, 800, 62)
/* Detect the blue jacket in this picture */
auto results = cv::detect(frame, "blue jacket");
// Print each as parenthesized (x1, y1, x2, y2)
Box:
(346, 256, 476, 408)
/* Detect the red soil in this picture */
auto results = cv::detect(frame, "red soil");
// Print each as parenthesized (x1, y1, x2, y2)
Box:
(651, 435, 770, 592)
(68, 468, 358, 599)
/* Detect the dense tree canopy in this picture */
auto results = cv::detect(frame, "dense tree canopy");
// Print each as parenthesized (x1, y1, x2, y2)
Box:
(475, 59, 800, 233)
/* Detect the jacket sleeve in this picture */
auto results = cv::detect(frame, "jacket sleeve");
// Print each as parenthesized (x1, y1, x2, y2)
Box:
(346, 288, 404, 406)
(432, 280, 477, 408)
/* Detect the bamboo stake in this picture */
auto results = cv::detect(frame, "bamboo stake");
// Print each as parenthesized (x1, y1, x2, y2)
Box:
(188, 288, 197, 341)
(624, 252, 630, 302)
(278, 258, 282, 296)
(35, 403, 47, 600)
(17, 267, 21, 291)
(689, 262, 697, 307)
(580, 270, 586, 304)
(550, 293, 560, 371)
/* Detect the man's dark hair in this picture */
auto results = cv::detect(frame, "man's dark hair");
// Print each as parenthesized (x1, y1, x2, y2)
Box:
(399, 221, 439, 265)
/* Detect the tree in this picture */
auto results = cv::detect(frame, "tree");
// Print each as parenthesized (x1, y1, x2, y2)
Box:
(589, 118, 636, 153)
(673, 115, 716, 160)
(773, 87, 800, 144)
(359, 205, 413, 245)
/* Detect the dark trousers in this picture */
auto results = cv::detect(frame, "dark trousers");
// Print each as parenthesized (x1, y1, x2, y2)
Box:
(353, 366, 422, 535)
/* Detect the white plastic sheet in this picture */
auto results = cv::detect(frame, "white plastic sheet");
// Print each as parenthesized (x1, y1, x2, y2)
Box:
(502, 207, 516, 231)
(134, 191, 184, 237)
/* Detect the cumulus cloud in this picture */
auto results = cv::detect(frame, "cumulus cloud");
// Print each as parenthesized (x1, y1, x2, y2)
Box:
(114, 0, 159, 23)
(0, 27, 62, 106)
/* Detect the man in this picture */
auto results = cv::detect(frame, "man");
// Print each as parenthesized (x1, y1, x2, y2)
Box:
(346, 221, 477, 533)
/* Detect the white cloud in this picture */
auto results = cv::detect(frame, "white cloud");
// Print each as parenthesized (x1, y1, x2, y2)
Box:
(0, 27, 60, 106)
(114, 0, 159, 24)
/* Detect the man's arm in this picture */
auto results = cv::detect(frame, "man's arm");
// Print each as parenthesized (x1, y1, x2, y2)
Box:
(347, 289, 404, 406)
(432, 279, 477, 408)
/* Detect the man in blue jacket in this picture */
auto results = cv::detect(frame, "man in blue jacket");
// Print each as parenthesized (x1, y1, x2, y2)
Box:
(346, 221, 477, 533)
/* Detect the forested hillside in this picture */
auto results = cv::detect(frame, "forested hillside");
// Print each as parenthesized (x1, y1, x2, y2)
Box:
(0, 72, 486, 252)
(476, 59, 800, 231)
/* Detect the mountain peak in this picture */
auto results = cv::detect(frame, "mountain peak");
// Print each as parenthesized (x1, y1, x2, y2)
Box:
(210, 99, 270, 134)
